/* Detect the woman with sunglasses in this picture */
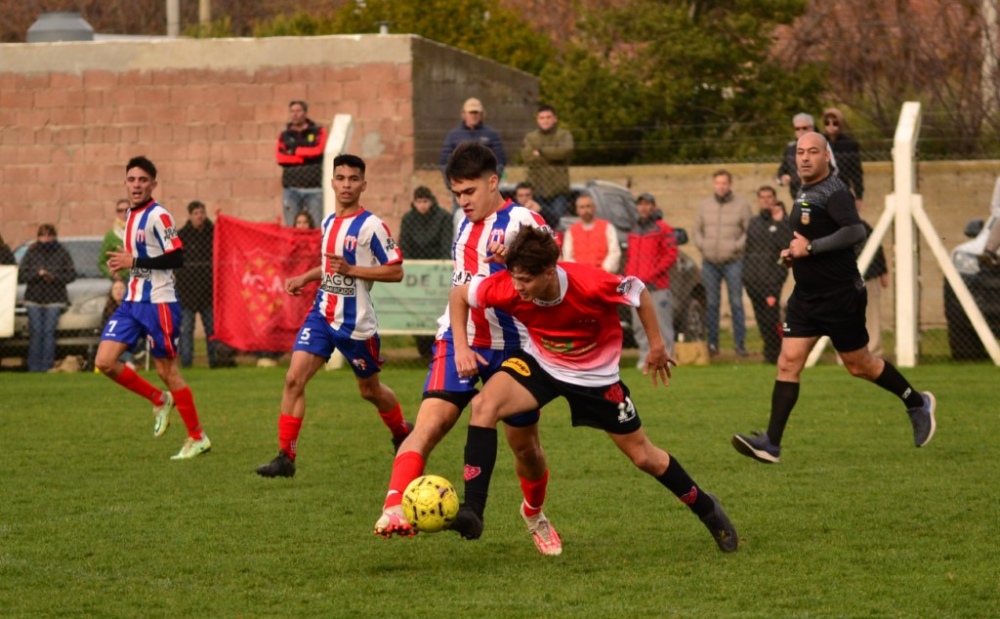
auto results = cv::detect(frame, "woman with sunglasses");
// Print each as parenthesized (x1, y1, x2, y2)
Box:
(822, 107, 865, 210)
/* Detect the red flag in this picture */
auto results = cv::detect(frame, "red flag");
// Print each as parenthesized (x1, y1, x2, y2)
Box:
(214, 214, 321, 353)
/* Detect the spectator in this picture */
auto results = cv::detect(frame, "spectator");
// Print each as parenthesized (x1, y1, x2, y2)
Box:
(853, 202, 889, 356)
(276, 100, 328, 227)
(694, 170, 753, 357)
(822, 107, 864, 207)
(399, 185, 454, 361)
(294, 210, 317, 230)
(624, 192, 678, 363)
(440, 98, 506, 191)
(514, 182, 543, 215)
(521, 104, 574, 228)
(101, 279, 135, 369)
(776, 113, 815, 202)
(176, 200, 216, 369)
(19, 223, 76, 372)
(562, 191, 621, 273)
(744, 187, 793, 363)
(0, 231, 15, 265)
(99, 198, 131, 281)
(980, 177, 1000, 267)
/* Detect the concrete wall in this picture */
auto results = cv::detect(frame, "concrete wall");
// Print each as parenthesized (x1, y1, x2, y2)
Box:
(0, 33, 540, 245)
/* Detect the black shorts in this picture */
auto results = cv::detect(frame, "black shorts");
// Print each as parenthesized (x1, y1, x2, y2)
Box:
(497, 351, 643, 435)
(783, 279, 870, 352)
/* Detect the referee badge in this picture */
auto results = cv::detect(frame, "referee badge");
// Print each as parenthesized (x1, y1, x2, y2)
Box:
(801, 208, 811, 226)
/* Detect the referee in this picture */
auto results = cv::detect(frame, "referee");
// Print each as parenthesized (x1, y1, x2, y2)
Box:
(732, 131, 936, 464)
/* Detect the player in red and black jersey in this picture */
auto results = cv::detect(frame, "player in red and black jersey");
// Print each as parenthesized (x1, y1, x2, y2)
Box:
(732, 132, 936, 464)
(448, 226, 739, 554)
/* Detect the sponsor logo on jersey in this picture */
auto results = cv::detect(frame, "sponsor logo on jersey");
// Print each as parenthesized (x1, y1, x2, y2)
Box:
(162, 227, 178, 241)
(130, 267, 152, 280)
(501, 357, 531, 376)
(452, 270, 474, 286)
(384, 237, 397, 252)
(616, 278, 632, 296)
(541, 337, 595, 356)
(321, 272, 357, 296)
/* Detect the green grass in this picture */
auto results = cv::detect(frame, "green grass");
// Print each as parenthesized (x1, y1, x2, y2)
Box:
(1, 363, 998, 617)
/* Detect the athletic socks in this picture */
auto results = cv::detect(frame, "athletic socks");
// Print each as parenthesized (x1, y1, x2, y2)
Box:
(383, 451, 426, 509)
(278, 413, 303, 460)
(171, 386, 203, 440)
(656, 457, 714, 518)
(113, 365, 163, 404)
(377, 402, 409, 439)
(519, 469, 549, 518)
(767, 380, 800, 447)
(874, 361, 926, 409)
(463, 425, 498, 518)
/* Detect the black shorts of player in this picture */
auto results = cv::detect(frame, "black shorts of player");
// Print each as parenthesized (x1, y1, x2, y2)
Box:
(498, 351, 643, 435)
(784, 278, 870, 352)
(423, 389, 540, 428)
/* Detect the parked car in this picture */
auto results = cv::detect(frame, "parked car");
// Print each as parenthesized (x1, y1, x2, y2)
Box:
(502, 180, 706, 344)
(944, 212, 1000, 360)
(0, 236, 112, 363)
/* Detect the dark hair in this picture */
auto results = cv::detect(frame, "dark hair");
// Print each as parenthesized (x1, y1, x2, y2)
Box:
(537, 104, 556, 115)
(333, 154, 366, 175)
(446, 142, 498, 182)
(712, 169, 731, 182)
(413, 185, 435, 201)
(505, 227, 560, 276)
(757, 186, 776, 197)
(37, 223, 57, 237)
(294, 210, 316, 229)
(515, 182, 534, 193)
(187, 200, 206, 214)
(126, 156, 157, 179)
(289, 100, 308, 112)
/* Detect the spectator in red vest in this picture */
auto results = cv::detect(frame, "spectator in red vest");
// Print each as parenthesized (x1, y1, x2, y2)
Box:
(562, 191, 621, 273)
(624, 193, 678, 364)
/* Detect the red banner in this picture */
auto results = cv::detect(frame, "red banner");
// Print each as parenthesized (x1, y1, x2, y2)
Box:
(214, 214, 321, 353)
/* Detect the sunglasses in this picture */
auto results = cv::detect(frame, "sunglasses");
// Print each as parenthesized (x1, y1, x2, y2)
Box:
(824, 119, 840, 127)
(116, 208, 128, 214)
(794, 126, 811, 131)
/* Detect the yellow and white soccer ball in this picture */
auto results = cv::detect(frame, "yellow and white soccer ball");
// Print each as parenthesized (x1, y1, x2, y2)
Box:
(401, 475, 460, 533)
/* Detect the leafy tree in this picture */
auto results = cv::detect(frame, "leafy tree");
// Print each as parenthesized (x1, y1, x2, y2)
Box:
(542, 0, 826, 163)
(246, 0, 553, 76)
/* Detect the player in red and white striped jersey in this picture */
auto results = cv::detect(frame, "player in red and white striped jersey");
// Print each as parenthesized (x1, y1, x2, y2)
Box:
(374, 143, 560, 556)
(449, 227, 739, 554)
(95, 156, 211, 460)
(256, 154, 411, 479)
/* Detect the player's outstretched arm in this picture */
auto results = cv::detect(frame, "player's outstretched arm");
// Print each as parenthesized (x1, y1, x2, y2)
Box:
(449, 284, 486, 377)
(635, 288, 675, 387)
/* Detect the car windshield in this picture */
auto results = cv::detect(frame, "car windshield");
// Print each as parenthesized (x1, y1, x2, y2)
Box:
(14, 238, 105, 279)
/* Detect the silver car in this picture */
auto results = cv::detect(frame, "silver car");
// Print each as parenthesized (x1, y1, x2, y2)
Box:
(0, 236, 112, 362)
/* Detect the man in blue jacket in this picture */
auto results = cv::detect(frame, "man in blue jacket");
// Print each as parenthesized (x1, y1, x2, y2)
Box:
(439, 98, 506, 192)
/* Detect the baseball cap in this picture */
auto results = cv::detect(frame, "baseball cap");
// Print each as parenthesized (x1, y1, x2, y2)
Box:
(463, 98, 484, 113)
(637, 192, 656, 204)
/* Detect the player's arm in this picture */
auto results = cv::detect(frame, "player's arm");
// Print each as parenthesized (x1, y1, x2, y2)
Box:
(635, 287, 675, 387)
(448, 284, 486, 377)
(324, 255, 403, 283)
(293, 126, 327, 158)
(106, 247, 184, 272)
(285, 266, 322, 295)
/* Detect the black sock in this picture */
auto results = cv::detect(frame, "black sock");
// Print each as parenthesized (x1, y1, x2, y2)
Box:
(656, 456, 714, 518)
(766, 380, 799, 447)
(874, 361, 924, 408)
(463, 425, 498, 518)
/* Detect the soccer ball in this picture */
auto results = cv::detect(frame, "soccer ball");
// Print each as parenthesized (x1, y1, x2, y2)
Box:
(401, 475, 460, 533)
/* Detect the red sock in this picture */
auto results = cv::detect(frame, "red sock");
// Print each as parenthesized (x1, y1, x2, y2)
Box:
(519, 469, 549, 517)
(377, 402, 409, 438)
(113, 365, 164, 404)
(278, 413, 303, 460)
(171, 387, 203, 440)
(383, 451, 425, 509)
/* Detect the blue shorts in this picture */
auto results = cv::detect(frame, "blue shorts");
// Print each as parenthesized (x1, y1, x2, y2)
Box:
(101, 301, 180, 359)
(423, 338, 540, 427)
(292, 310, 383, 378)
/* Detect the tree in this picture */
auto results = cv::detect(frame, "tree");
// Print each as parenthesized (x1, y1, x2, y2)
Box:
(541, 0, 826, 164)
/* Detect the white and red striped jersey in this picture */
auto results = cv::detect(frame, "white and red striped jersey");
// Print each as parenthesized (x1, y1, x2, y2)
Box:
(124, 199, 183, 303)
(313, 208, 402, 339)
(469, 262, 645, 385)
(438, 201, 548, 350)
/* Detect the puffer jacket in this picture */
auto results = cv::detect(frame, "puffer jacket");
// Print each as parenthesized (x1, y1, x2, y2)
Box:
(693, 193, 752, 264)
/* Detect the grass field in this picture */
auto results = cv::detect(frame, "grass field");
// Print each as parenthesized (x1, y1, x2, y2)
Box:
(1, 363, 998, 617)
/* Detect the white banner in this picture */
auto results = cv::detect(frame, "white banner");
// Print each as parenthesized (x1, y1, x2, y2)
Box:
(0, 265, 17, 337)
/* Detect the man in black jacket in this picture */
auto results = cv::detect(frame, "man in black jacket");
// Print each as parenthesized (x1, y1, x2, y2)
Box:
(276, 100, 328, 227)
(176, 201, 215, 368)
(744, 187, 792, 363)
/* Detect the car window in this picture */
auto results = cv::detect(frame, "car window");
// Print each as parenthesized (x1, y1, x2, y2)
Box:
(14, 239, 105, 279)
